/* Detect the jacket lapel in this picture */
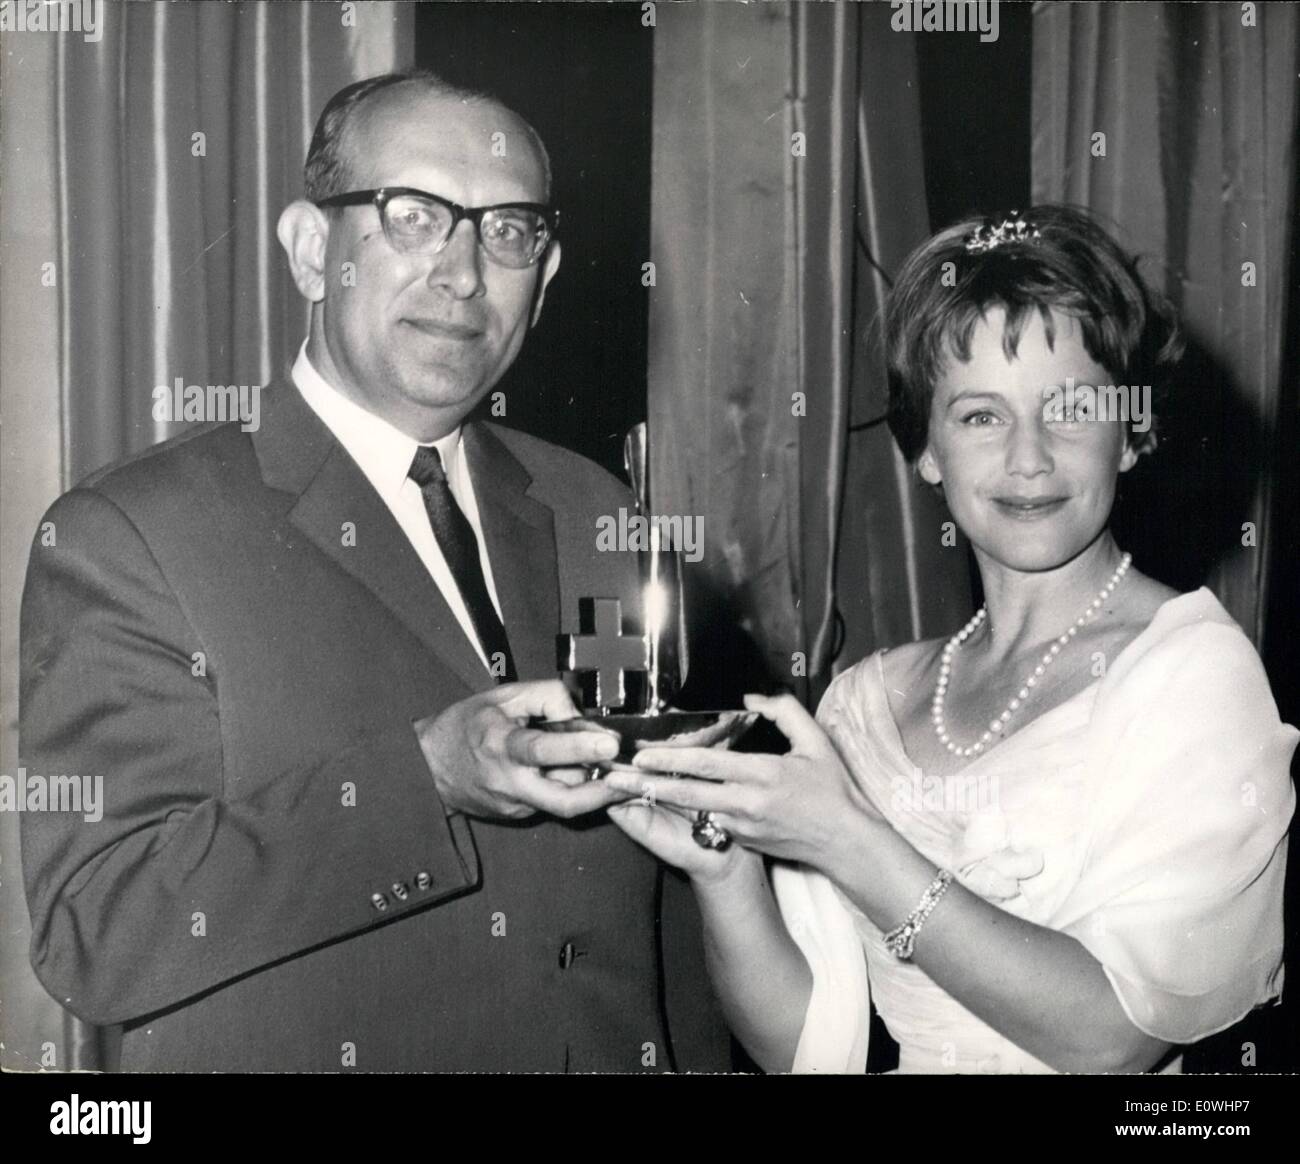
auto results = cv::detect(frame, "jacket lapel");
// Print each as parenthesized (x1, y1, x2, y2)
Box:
(464, 423, 561, 683)
(251, 384, 494, 695)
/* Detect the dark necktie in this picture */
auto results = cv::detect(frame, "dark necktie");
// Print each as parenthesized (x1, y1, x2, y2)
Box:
(408, 446, 517, 683)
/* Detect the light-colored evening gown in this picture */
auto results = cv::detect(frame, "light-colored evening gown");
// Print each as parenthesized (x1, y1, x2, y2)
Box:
(773, 588, 1297, 1073)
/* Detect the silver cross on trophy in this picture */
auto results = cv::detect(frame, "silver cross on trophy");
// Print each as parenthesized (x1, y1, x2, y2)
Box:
(541, 422, 755, 850)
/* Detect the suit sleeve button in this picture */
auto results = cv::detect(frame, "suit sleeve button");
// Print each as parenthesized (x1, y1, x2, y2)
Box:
(370, 892, 389, 912)
(415, 871, 433, 891)
(392, 881, 409, 901)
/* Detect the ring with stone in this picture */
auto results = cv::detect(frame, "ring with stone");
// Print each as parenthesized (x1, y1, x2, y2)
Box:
(692, 811, 732, 851)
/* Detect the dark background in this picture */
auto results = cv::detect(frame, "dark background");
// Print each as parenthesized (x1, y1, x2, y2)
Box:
(417, 1, 652, 479)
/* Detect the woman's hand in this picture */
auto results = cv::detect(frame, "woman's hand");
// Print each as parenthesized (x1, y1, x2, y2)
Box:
(603, 693, 870, 868)
(605, 798, 760, 887)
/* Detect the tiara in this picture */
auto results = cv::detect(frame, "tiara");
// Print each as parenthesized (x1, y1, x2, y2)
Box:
(965, 213, 1042, 254)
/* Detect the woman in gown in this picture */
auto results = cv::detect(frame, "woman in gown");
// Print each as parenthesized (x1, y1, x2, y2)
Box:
(603, 205, 1297, 1073)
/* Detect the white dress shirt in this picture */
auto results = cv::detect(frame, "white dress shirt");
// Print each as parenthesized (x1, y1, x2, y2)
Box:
(291, 341, 504, 668)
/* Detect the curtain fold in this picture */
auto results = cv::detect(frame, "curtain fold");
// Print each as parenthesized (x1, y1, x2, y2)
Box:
(0, 24, 62, 1079)
(791, 0, 856, 679)
(836, 2, 974, 669)
(648, 1, 813, 698)
(56, 0, 412, 485)
(648, 2, 971, 706)
(1031, 1, 1297, 645)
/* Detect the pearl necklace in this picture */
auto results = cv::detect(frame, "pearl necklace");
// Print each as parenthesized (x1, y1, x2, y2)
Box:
(932, 552, 1132, 758)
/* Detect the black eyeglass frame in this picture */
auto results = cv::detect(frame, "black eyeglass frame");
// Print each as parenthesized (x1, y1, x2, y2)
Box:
(315, 186, 560, 268)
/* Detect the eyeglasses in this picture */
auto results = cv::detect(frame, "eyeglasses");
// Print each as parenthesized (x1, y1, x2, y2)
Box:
(316, 186, 559, 269)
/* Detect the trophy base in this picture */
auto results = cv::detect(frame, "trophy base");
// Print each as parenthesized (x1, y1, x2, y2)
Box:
(531, 709, 757, 772)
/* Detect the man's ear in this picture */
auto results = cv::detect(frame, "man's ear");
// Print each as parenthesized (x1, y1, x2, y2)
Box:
(277, 200, 330, 303)
(529, 240, 562, 328)
(917, 446, 943, 486)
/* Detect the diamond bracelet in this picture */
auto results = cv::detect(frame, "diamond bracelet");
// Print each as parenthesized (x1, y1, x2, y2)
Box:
(881, 869, 954, 961)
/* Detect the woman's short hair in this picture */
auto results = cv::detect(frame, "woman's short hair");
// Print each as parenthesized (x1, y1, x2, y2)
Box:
(884, 204, 1183, 462)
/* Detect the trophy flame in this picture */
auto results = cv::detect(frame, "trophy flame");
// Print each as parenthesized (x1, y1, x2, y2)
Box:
(624, 422, 688, 714)
(545, 423, 755, 850)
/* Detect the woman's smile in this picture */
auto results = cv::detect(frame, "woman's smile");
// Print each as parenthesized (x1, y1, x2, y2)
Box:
(989, 493, 1070, 520)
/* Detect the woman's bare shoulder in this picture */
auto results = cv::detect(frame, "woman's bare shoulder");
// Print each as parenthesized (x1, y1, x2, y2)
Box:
(877, 635, 946, 693)
(1116, 570, 1181, 630)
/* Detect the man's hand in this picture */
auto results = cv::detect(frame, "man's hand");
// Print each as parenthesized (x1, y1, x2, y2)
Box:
(414, 680, 628, 821)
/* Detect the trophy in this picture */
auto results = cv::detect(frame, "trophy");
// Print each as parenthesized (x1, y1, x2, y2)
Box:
(536, 422, 755, 849)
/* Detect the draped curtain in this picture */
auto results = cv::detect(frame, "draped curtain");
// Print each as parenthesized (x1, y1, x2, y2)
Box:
(0, 0, 411, 1072)
(648, 1, 972, 707)
(1032, 1, 1298, 646)
(58, 0, 411, 482)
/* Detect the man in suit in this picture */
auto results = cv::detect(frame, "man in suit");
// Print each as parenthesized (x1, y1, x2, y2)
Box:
(19, 71, 723, 1071)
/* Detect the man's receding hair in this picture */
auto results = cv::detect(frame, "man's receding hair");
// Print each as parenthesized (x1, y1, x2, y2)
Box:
(304, 69, 553, 204)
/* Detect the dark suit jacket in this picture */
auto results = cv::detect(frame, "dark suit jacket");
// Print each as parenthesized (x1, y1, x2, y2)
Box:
(19, 382, 727, 1072)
